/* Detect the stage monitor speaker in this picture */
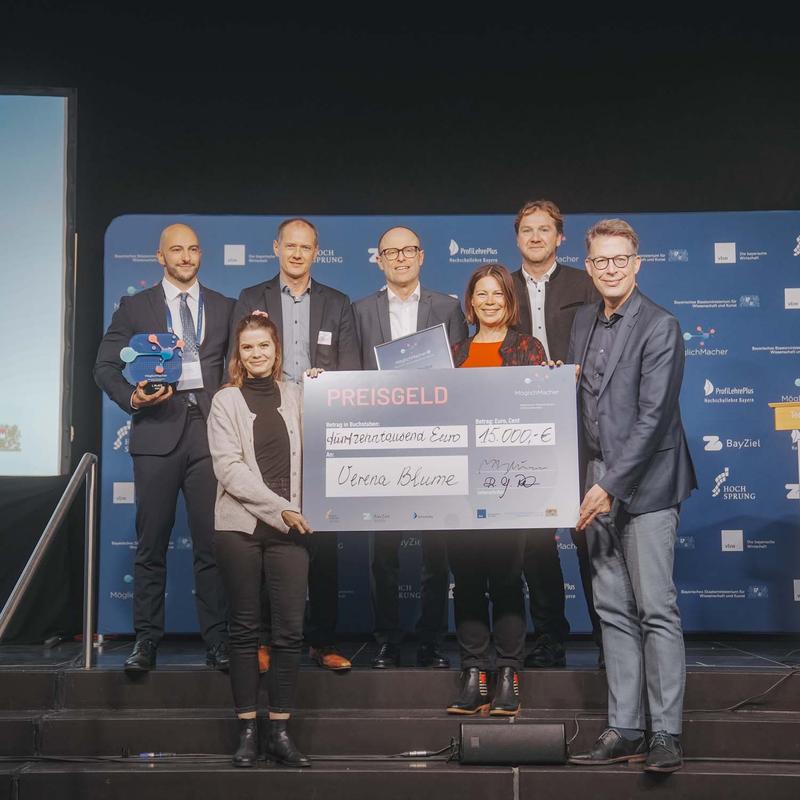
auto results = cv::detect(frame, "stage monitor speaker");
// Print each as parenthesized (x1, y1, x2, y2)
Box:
(459, 722, 567, 765)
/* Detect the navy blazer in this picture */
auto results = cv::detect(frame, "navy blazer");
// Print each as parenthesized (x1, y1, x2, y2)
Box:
(567, 289, 697, 514)
(93, 283, 235, 456)
(353, 285, 467, 370)
(231, 274, 360, 371)
(512, 263, 598, 363)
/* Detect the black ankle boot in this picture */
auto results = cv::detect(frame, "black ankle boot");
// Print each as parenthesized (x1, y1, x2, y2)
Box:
(446, 668, 490, 714)
(266, 719, 311, 767)
(232, 718, 258, 767)
(489, 666, 521, 715)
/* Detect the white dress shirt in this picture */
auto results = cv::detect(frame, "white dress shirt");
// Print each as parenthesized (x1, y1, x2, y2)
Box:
(387, 283, 421, 340)
(523, 261, 557, 360)
(161, 277, 205, 345)
(162, 277, 204, 391)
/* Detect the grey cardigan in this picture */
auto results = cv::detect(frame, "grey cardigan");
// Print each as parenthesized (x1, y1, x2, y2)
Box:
(207, 382, 303, 535)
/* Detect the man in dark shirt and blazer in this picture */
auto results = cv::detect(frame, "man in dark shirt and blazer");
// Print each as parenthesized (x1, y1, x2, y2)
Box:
(510, 199, 602, 668)
(353, 225, 467, 669)
(94, 223, 233, 672)
(231, 217, 360, 671)
(568, 218, 696, 773)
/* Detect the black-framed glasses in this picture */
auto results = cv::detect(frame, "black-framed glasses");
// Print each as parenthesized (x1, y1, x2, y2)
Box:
(379, 245, 421, 261)
(587, 254, 637, 270)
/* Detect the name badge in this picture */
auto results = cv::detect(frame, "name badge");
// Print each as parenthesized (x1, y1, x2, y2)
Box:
(178, 360, 204, 391)
(317, 330, 332, 346)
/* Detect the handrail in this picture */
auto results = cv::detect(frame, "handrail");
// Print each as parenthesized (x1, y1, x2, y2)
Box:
(0, 452, 99, 669)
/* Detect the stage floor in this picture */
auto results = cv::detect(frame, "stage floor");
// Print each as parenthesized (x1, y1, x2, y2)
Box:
(1, 635, 799, 671)
(2, 636, 800, 798)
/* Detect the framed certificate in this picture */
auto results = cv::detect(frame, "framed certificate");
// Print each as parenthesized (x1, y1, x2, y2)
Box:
(374, 323, 454, 370)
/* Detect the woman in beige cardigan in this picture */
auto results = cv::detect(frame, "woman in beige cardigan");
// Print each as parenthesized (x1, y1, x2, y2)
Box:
(207, 313, 315, 768)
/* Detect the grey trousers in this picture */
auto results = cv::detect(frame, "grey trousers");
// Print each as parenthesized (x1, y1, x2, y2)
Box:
(584, 459, 685, 734)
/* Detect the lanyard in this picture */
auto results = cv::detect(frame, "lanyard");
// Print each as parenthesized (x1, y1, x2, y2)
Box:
(165, 292, 205, 344)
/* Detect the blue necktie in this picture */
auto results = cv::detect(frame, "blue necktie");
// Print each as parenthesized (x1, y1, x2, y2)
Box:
(179, 293, 199, 405)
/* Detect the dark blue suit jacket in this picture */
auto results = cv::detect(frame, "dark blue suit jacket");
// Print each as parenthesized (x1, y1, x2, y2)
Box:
(567, 288, 697, 514)
(94, 283, 234, 456)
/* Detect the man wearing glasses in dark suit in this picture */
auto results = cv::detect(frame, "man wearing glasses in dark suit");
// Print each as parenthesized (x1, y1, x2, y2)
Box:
(353, 226, 467, 669)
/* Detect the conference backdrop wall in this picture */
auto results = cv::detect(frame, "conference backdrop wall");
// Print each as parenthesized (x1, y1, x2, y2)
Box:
(99, 212, 800, 635)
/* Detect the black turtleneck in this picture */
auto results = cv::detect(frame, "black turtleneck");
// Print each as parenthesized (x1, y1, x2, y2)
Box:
(240, 375, 291, 501)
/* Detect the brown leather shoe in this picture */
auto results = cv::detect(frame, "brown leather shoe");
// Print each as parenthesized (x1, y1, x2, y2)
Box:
(258, 645, 270, 674)
(309, 646, 351, 671)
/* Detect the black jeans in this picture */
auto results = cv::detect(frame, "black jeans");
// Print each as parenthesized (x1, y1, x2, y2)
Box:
(448, 530, 526, 671)
(523, 527, 602, 644)
(371, 531, 449, 645)
(215, 523, 309, 715)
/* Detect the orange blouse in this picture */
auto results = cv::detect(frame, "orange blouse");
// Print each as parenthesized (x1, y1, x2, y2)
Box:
(459, 340, 503, 368)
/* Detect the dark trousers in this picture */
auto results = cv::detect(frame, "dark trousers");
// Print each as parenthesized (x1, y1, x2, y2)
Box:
(371, 531, 449, 645)
(215, 523, 309, 715)
(523, 528, 602, 644)
(448, 530, 526, 671)
(305, 532, 338, 648)
(131, 412, 227, 647)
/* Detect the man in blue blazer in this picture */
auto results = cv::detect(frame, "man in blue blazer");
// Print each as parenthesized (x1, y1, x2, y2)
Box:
(567, 219, 697, 774)
(353, 225, 467, 669)
(94, 223, 233, 673)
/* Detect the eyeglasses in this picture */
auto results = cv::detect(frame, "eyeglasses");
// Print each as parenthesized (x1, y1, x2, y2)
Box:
(586, 254, 637, 270)
(379, 245, 421, 261)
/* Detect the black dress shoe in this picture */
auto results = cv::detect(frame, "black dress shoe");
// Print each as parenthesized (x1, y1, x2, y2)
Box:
(206, 641, 230, 672)
(568, 728, 647, 765)
(644, 731, 682, 773)
(446, 668, 490, 714)
(265, 720, 311, 767)
(524, 634, 566, 668)
(232, 718, 258, 768)
(124, 639, 157, 673)
(417, 642, 450, 669)
(371, 642, 400, 669)
(489, 666, 521, 715)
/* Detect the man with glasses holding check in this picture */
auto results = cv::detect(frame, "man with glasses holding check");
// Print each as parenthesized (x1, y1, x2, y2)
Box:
(353, 226, 467, 668)
(567, 219, 696, 774)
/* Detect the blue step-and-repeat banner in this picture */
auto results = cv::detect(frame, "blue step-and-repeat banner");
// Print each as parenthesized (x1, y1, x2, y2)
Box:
(99, 212, 800, 636)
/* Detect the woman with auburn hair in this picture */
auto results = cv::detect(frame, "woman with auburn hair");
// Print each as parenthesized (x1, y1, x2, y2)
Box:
(447, 263, 546, 718)
(207, 313, 316, 768)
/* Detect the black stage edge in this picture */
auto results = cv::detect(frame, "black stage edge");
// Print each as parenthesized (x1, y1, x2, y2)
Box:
(1, 638, 799, 799)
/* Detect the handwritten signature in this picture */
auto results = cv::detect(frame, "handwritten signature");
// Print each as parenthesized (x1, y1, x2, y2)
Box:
(482, 473, 538, 500)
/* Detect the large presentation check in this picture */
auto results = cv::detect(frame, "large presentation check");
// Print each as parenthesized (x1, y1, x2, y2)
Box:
(302, 366, 580, 531)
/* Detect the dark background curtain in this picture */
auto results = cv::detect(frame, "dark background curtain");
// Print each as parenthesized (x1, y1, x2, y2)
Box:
(1, 4, 798, 641)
